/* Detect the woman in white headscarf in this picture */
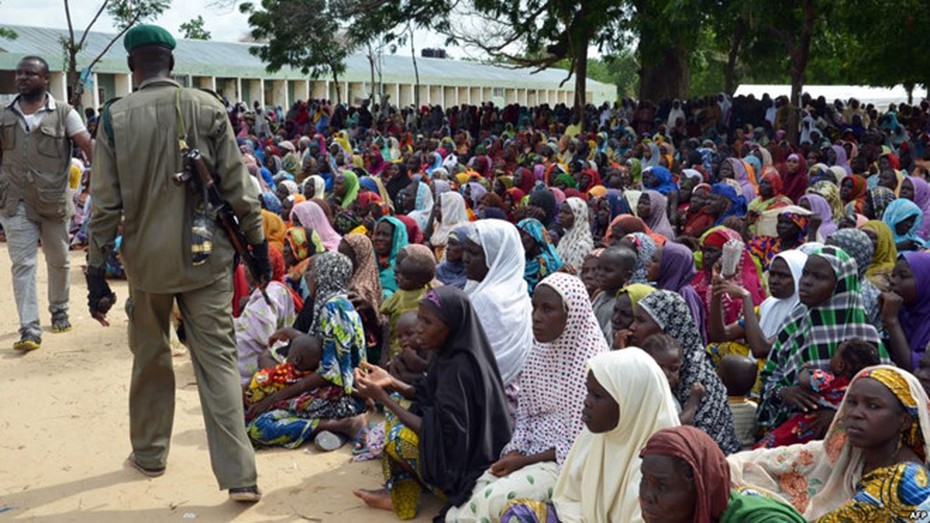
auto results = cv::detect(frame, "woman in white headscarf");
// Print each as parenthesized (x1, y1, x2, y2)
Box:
(555, 197, 594, 274)
(500, 348, 680, 523)
(430, 191, 470, 249)
(406, 181, 435, 232)
(463, 220, 534, 389)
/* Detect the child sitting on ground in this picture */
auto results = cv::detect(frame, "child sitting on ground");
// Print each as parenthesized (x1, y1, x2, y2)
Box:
(379, 245, 436, 366)
(244, 335, 322, 419)
(718, 354, 759, 449)
(641, 334, 704, 425)
(590, 246, 637, 340)
(387, 311, 432, 384)
(755, 338, 880, 449)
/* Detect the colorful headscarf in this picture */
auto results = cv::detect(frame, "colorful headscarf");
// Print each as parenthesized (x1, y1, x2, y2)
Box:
(517, 218, 564, 294)
(307, 251, 354, 337)
(335, 170, 360, 208)
(556, 197, 595, 272)
(861, 220, 898, 283)
(867, 186, 896, 220)
(711, 182, 748, 226)
(375, 216, 409, 299)
(289, 200, 342, 251)
(638, 290, 741, 453)
(622, 232, 657, 285)
(758, 246, 887, 429)
(808, 180, 845, 222)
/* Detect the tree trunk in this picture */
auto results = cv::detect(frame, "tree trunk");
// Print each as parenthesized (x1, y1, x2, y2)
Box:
(332, 69, 341, 104)
(67, 50, 81, 108)
(639, 46, 691, 102)
(904, 82, 914, 105)
(724, 24, 745, 95)
(573, 42, 588, 131)
(367, 41, 376, 103)
(408, 25, 420, 108)
(786, 0, 814, 146)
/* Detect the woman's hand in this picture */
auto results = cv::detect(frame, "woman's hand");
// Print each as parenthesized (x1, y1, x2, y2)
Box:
(779, 385, 821, 412)
(269, 327, 302, 345)
(690, 382, 706, 401)
(712, 280, 750, 301)
(354, 369, 388, 402)
(613, 329, 633, 349)
(808, 408, 836, 439)
(245, 396, 276, 421)
(489, 452, 527, 477)
(358, 361, 395, 389)
(347, 291, 372, 314)
(879, 291, 904, 323)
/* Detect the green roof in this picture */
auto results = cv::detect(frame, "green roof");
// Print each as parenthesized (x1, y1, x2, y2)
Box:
(0, 24, 614, 94)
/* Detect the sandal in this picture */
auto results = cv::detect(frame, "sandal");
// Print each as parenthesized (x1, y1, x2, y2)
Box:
(351, 423, 370, 455)
(126, 453, 165, 478)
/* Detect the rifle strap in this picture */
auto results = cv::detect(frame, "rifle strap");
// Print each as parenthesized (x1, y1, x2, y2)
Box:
(175, 88, 189, 152)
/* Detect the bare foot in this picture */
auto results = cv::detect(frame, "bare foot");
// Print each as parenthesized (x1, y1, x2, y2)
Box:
(353, 488, 393, 511)
(321, 414, 368, 442)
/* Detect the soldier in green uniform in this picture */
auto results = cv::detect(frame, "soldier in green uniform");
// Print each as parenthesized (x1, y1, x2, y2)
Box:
(85, 25, 268, 502)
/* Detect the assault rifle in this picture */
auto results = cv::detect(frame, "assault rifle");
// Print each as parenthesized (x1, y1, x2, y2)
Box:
(174, 148, 271, 305)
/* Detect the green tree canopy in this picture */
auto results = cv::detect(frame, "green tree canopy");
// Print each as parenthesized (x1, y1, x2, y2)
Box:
(179, 15, 211, 40)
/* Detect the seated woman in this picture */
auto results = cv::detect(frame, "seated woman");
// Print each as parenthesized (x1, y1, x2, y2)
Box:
(435, 227, 468, 289)
(647, 240, 706, 343)
(637, 189, 676, 240)
(338, 233, 384, 363)
(428, 191, 470, 258)
(373, 216, 410, 299)
(630, 290, 742, 454)
(289, 200, 342, 251)
(710, 250, 807, 364)
(861, 219, 898, 291)
(555, 197, 594, 274)
(500, 348, 680, 522)
(246, 252, 367, 449)
(516, 218, 563, 295)
(883, 199, 927, 252)
(826, 228, 883, 331)
(729, 366, 930, 521)
(616, 231, 656, 285)
(747, 207, 810, 271)
(235, 246, 302, 385)
(352, 286, 513, 521)
(611, 283, 656, 349)
(463, 220, 534, 391)
(639, 426, 805, 523)
(756, 246, 890, 435)
(692, 227, 767, 335)
(447, 273, 609, 522)
(881, 252, 930, 371)
(283, 226, 324, 298)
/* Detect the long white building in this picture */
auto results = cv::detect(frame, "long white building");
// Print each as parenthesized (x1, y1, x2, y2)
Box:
(0, 24, 616, 111)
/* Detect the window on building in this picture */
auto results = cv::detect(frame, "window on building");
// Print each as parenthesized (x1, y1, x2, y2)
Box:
(492, 87, 504, 97)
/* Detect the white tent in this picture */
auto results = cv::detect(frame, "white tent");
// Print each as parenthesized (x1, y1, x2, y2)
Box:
(734, 84, 926, 110)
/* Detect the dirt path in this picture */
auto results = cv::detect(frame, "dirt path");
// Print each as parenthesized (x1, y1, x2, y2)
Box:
(0, 245, 440, 522)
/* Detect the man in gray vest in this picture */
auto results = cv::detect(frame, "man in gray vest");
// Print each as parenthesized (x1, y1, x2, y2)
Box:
(0, 56, 93, 351)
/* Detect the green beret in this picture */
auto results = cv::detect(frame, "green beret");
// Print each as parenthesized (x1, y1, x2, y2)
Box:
(123, 24, 176, 53)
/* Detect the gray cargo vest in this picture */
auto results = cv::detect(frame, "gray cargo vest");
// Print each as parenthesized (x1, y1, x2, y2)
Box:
(0, 95, 75, 222)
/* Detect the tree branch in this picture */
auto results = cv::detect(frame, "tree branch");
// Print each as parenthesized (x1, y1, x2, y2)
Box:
(85, 11, 138, 74)
(64, 0, 76, 50)
(78, 0, 110, 50)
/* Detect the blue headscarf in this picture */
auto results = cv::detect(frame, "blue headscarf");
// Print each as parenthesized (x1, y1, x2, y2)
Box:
(516, 218, 563, 295)
(883, 199, 926, 249)
(710, 182, 747, 225)
(260, 192, 282, 214)
(359, 175, 380, 194)
(375, 216, 410, 299)
(645, 166, 677, 195)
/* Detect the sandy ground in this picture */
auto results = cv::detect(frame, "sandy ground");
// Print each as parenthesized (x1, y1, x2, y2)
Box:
(0, 245, 441, 522)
